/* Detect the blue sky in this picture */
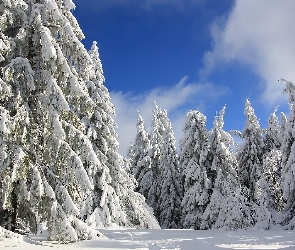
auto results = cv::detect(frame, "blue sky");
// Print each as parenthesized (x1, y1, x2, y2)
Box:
(74, 0, 295, 155)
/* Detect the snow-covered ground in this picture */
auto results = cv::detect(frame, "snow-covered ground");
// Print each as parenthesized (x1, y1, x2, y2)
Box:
(1, 226, 295, 249)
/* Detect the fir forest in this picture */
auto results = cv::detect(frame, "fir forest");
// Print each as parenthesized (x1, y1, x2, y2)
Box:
(0, 0, 295, 246)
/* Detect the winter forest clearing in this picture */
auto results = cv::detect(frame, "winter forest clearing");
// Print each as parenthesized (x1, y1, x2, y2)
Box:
(1, 0, 295, 249)
(1, 226, 295, 249)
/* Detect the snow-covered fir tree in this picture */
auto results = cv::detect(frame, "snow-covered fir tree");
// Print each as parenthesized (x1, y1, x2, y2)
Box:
(179, 110, 211, 229)
(264, 108, 282, 152)
(237, 99, 264, 212)
(157, 111, 182, 229)
(128, 105, 181, 228)
(143, 103, 167, 221)
(0, 0, 98, 242)
(280, 112, 287, 144)
(0, 0, 158, 242)
(201, 107, 251, 230)
(255, 109, 284, 229)
(81, 42, 159, 230)
(128, 112, 153, 199)
(280, 79, 295, 229)
(256, 149, 283, 229)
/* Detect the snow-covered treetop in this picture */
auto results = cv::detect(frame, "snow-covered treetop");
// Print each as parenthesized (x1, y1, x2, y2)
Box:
(213, 106, 225, 130)
(244, 99, 261, 131)
(212, 106, 234, 147)
(281, 78, 295, 104)
(88, 41, 105, 85)
(265, 107, 281, 149)
(210, 106, 237, 173)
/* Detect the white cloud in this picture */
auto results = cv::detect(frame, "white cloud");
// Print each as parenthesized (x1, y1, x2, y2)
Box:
(110, 77, 227, 156)
(201, 0, 295, 105)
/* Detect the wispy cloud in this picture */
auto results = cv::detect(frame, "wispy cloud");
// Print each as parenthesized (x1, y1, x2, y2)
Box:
(200, 0, 295, 105)
(110, 77, 227, 156)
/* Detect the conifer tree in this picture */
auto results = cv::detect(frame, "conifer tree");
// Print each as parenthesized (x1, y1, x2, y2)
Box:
(82, 43, 159, 230)
(237, 99, 264, 208)
(280, 112, 287, 144)
(145, 103, 167, 220)
(129, 105, 181, 228)
(128, 112, 153, 199)
(157, 111, 182, 228)
(256, 149, 283, 229)
(201, 107, 251, 230)
(0, 0, 158, 242)
(255, 109, 284, 229)
(0, 0, 99, 242)
(264, 108, 282, 152)
(179, 110, 211, 229)
(280, 79, 295, 229)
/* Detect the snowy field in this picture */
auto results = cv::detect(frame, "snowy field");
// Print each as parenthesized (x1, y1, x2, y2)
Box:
(1, 226, 295, 250)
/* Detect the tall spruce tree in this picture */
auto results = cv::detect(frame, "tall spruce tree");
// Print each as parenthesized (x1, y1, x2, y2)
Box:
(255, 109, 284, 229)
(201, 107, 251, 230)
(128, 112, 153, 199)
(264, 108, 282, 152)
(157, 111, 182, 229)
(0, 0, 158, 242)
(179, 110, 211, 229)
(281, 79, 295, 229)
(237, 99, 264, 210)
(145, 103, 167, 221)
(256, 149, 283, 229)
(81, 43, 159, 230)
(0, 0, 98, 241)
(129, 105, 181, 228)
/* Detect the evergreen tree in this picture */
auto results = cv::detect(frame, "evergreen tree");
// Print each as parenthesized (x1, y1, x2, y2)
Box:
(82, 43, 159, 230)
(0, 0, 98, 242)
(128, 112, 153, 199)
(255, 109, 284, 229)
(201, 107, 251, 230)
(157, 111, 182, 229)
(256, 149, 283, 229)
(237, 99, 264, 208)
(280, 112, 287, 144)
(128, 105, 181, 228)
(145, 103, 167, 220)
(264, 108, 282, 152)
(179, 110, 211, 229)
(0, 0, 158, 242)
(280, 79, 295, 229)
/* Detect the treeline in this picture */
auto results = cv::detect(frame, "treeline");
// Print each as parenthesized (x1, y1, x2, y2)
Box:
(128, 86, 295, 230)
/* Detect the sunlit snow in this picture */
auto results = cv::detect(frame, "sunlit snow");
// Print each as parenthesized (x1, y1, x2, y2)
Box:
(1, 226, 295, 250)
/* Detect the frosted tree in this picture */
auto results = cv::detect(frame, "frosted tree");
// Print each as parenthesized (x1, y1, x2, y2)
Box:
(128, 105, 182, 228)
(280, 112, 287, 144)
(280, 79, 295, 229)
(201, 107, 251, 230)
(179, 110, 211, 229)
(237, 99, 264, 209)
(157, 111, 182, 229)
(255, 109, 284, 229)
(0, 0, 159, 242)
(256, 149, 283, 229)
(143, 103, 167, 220)
(0, 0, 98, 242)
(264, 108, 282, 151)
(128, 112, 153, 199)
(80, 42, 159, 230)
